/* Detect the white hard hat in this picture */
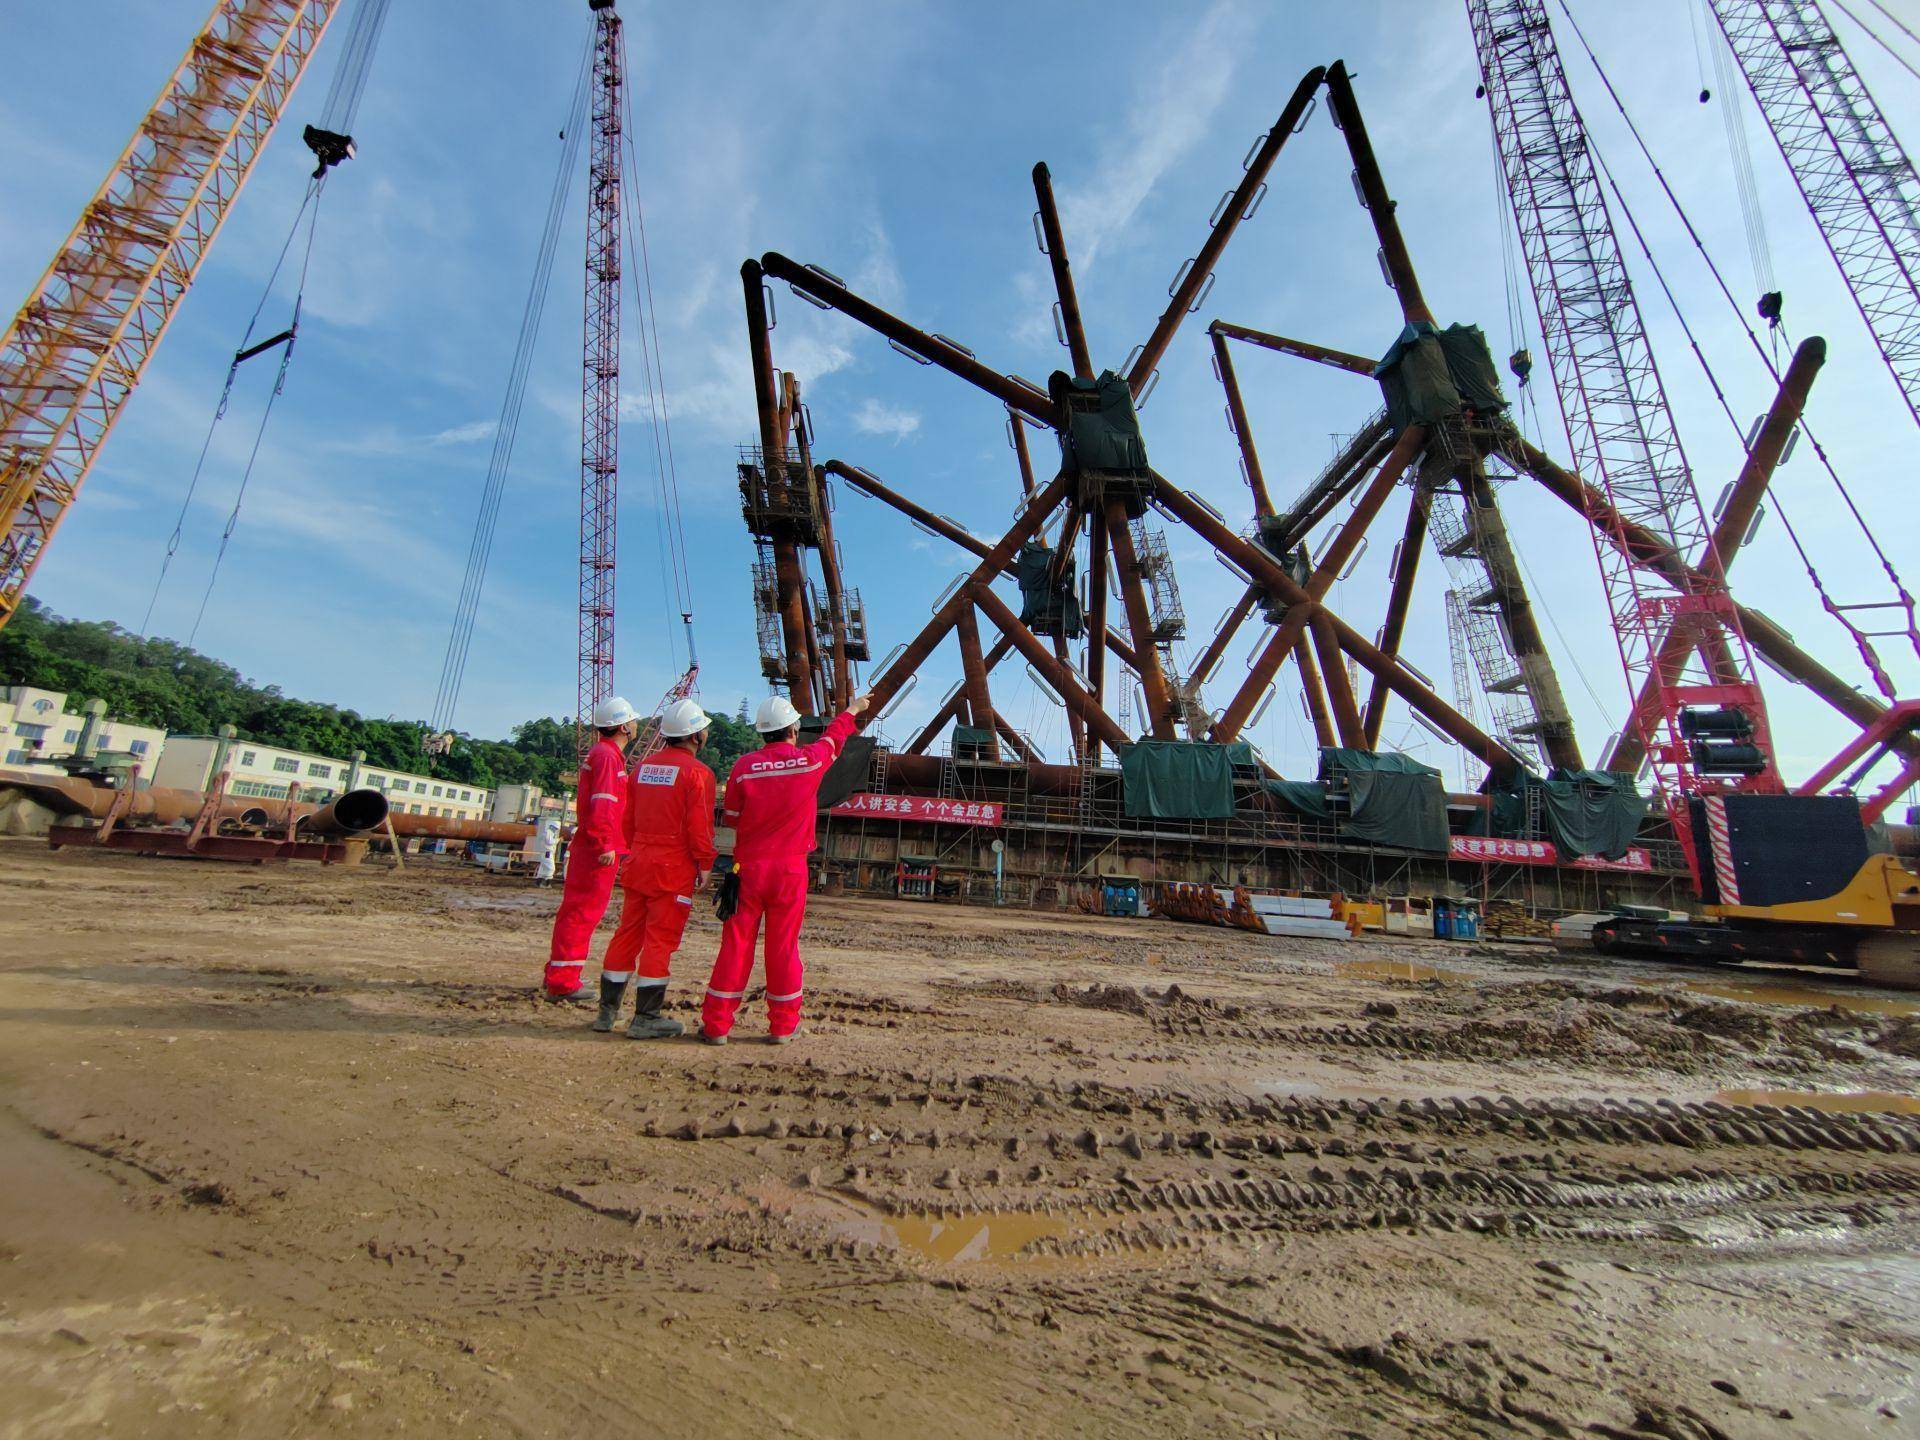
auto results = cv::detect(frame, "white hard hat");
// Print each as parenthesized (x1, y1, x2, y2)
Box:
(660, 698, 711, 738)
(753, 695, 803, 733)
(591, 696, 640, 729)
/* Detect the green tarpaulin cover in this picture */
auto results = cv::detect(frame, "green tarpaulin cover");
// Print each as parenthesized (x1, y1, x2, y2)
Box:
(1265, 778, 1333, 819)
(1473, 768, 1649, 860)
(952, 724, 995, 758)
(1319, 747, 1449, 853)
(1016, 540, 1084, 639)
(1121, 741, 1238, 819)
(1052, 369, 1149, 476)
(1540, 768, 1647, 860)
(1374, 321, 1509, 434)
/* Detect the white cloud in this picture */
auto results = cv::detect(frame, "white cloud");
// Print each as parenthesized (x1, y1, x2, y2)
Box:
(428, 418, 497, 446)
(851, 397, 921, 441)
(1057, 0, 1259, 270)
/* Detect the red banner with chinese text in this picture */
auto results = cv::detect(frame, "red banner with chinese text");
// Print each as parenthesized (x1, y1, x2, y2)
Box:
(829, 792, 1004, 827)
(1449, 835, 1652, 873)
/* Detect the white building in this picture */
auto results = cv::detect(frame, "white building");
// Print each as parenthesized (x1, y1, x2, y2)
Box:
(153, 734, 494, 821)
(0, 686, 168, 774)
(489, 782, 575, 826)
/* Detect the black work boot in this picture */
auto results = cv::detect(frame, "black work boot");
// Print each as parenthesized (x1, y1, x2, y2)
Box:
(626, 981, 684, 1040)
(591, 976, 629, 1033)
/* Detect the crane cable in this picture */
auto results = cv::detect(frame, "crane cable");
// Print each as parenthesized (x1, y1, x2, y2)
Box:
(1554, 0, 1917, 695)
(615, 21, 695, 675)
(429, 29, 594, 736)
(138, 0, 392, 641)
(1831, 0, 1920, 85)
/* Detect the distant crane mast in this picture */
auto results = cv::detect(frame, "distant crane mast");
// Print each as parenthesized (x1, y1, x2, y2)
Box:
(0, 0, 339, 636)
(1467, 0, 1783, 876)
(577, 0, 622, 755)
(1706, 0, 1920, 430)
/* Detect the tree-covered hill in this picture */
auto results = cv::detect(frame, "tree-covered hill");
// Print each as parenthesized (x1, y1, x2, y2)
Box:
(0, 599, 760, 795)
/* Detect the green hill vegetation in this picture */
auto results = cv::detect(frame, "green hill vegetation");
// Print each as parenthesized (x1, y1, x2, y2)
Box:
(0, 598, 760, 794)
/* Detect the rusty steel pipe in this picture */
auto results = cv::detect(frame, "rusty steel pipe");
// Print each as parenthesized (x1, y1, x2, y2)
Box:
(1032, 162, 1094, 380)
(1129, 67, 1327, 395)
(1191, 584, 1261, 689)
(972, 583, 1132, 754)
(1361, 478, 1435, 746)
(1325, 61, 1432, 326)
(293, 788, 389, 837)
(955, 602, 1000, 759)
(1213, 425, 1424, 740)
(1499, 434, 1920, 764)
(1210, 319, 1377, 377)
(1609, 337, 1826, 775)
(1294, 634, 1337, 747)
(762, 252, 1055, 426)
(1150, 475, 1518, 778)
(1104, 498, 1179, 739)
(1085, 503, 1110, 762)
(864, 473, 1071, 717)
(1311, 612, 1366, 747)
(1210, 326, 1274, 517)
(907, 633, 1015, 754)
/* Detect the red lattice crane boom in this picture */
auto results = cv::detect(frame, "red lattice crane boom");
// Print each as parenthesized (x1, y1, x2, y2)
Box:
(1468, 0, 1783, 883)
(1707, 0, 1920, 431)
(0, 0, 340, 635)
(576, 0, 623, 755)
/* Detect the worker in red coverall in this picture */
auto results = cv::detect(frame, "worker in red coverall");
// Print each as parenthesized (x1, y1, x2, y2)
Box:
(592, 698, 718, 1039)
(700, 691, 870, 1045)
(543, 696, 639, 1001)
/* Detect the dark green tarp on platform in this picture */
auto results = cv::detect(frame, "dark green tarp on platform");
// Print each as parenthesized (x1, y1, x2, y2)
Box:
(1540, 768, 1647, 860)
(1265, 778, 1333, 819)
(1121, 740, 1237, 819)
(1016, 540, 1084, 638)
(1320, 747, 1449, 853)
(1374, 321, 1509, 434)
(1472, 767, 1649, 860)
(952, 724, 994, 759)
(1052, 369, 1149, 476)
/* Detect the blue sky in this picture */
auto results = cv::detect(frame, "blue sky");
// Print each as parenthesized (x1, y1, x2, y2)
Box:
(4, 1, 1918, 786)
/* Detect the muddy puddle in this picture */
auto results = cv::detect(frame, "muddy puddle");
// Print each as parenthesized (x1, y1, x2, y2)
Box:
(1716, 1088, 1920, 1116)
(1639, 973, 1920, 1018)
(1336, 958, 1473, 984)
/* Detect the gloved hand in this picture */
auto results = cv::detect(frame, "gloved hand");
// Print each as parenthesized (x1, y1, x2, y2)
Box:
(714, 869, 742, 921)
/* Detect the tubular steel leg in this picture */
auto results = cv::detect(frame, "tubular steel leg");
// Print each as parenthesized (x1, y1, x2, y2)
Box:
(1324, 61, 1433, 327)
(1104, 499, 1177, 739)
(973, 583, 1131, 753)
(793, 384, 852, 708)
(1361, 479, 1435, 747)
(1609, 336, 1826, 774)
(1211, 326, 1274, 517)
(1128, 67, 1328, 395)
(1459, 465, 1582, 770)
(1311, 613, 1365, 747)
(1052, 634, 1086, 763)
(1032, 162, 1094, 380)
(956, 602, 1001, 760)
(865, 473, 1070, 717)
(1085, 503, 1110, 763)
(907, 634, 1015, 754)
(1151, 470, 1517, 780)
(1211, 426, 1424, 740)
(1295, 634, 1337, 747)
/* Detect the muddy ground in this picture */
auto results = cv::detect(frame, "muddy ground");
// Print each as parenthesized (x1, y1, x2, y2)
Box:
(0, 837, 1916, 1438)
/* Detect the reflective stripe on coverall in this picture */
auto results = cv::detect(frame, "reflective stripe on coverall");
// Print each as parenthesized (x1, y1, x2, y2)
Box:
(544, 736, 628, 995)
(701, 709, 860, 1038)
(603, 746, 717, 988)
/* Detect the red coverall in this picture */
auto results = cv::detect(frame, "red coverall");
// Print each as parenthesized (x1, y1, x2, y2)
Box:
(544, 736, 628, 996)
(701, 710, 860, 1038)
(602, 746, 717, 990)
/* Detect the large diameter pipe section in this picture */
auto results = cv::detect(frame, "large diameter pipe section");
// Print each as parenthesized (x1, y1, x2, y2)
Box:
(1085, 504, 1110, 761)
(1128, 67, 1328, 395)
(1325, 61, 1432, 327)
(972, 583, 1132, 754)
(1104, 500, 1179, 739)
(1609, 337, 1826, 774)
(1151, 473, 1517, 778)
(761, 253, 1054, 426)
(294, 788, 389, 837)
